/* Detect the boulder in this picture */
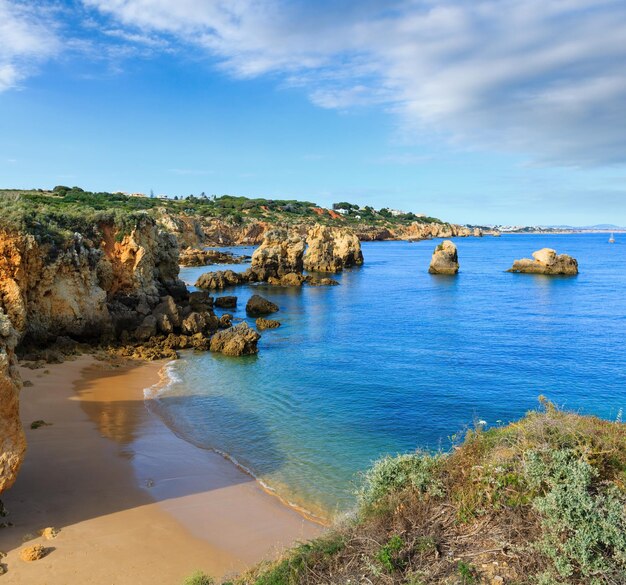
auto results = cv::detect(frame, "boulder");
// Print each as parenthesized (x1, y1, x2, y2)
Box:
(20, 545, 47, 562)
(256, 318, 281, 330)
(209, 322, 260, 356)
(428, 240, 459, 274)
(195, 270, 247, 290)
(304, 226, 363, 273)
(246, 294, 279, 317)
(218, 314, 233, 328)
(153, 296, 181, 331)
(508, 248, 578, 275)
(189, 291, 213, 312)
(305, 276, 339, 286)
(181, 311, 219, 335)
(268, 272, 306, 287)
(215, 296, 237, 309)
(135, 315, 157, 341)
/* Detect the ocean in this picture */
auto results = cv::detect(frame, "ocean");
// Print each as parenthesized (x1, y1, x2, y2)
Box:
(145, 234, 626, 520)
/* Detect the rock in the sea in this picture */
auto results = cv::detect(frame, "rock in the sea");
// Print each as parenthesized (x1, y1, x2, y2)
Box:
(304, 226, 363, 273)
(507, 248, 578, 275)
(267, 272, 306, 287)
(181, 311, 219, 335)
(20, 545, 47, 562)
(428, 240, 459, 274)
(250, 229, 306, 280)
(214, 296, 237, 309)
(256, 318, 281, 330)
(209, 322, 260, 356)
(195, 270, 246, 290)
(246, 294, 279, 317)
(189, 291, 213, 312)
(218, 313, 233, 328)
(305, 276, 339, 286)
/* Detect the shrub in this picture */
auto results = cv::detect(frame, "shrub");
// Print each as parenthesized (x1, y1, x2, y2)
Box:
(182, 571, 214, 585)
(358, 452, 443, 509)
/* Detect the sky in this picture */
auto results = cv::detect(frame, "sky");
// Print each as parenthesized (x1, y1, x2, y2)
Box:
(1, 1, 626, 225)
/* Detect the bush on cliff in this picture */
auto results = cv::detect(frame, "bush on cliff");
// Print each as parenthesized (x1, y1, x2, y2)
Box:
(218, 399, 626, 585)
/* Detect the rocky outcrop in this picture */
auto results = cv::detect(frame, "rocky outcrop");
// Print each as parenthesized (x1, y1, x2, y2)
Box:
(303, 226, 363, 273)
(256, 318, 281, 330)
(195, 270, 248, 290)
(157, 211, 204, 248)
(507, 249, 578, 275)
(0, 309, 25, 495)
(246, 294, 279, 317)
(179, 247, 248, 267)
(209, 322, 260, 356)
(215, 296, 237, 309)
(428, 241, 459, 275)
(250, 229, 306, 280)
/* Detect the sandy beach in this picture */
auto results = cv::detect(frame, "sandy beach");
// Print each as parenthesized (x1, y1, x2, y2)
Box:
(0, 355, 322, 584)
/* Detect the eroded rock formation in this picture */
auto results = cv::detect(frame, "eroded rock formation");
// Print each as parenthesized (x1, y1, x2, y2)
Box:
(209, 322, 260, 356)
(304, 226, 363, 273)
(0, 309, 25, 494)
(246, 294, 279, 317)
(428, 241, 459, 275)
(250, 229, 306, 280)
(179, 247, 248, 267)
(507, 249, 578, 275)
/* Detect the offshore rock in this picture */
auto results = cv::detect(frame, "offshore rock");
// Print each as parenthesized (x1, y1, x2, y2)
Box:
(508, 249, 578, 275)
(250, 229, 306, 280)
(304, 226, 363, 273)
(209, 322, 260, 356)
(428, 240, 459, 275)
(246, 294, 279, 317)
(195, 270, 247, 290)
(256, 318, 281, 330)
(215, 296, 237, 309)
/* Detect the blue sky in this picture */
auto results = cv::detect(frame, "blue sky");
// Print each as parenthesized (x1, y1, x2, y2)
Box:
(1, 1, 626, 225)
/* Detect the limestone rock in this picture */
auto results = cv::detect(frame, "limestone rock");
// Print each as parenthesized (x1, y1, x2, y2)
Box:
(428, 240, 459, 275)
(215, 296, 237, 309)
(135, 315, 157, 341)
(303, 226, 363, 273)
(209, 322, 260, 356)
(179, 247, 248, 267)
(189, 291, 213, 312)
(218, 314, 233, 328)
(195, 270, 247, 290)
(250, 229, 306, 280)
(246, 295, 279, 317)
(20, 544, 47, 562)
(305, 276, 339, 286)
(508, 248, 578, 275)
(256, 318, 281, 330)
(0, 309, 25, 495)
(181, 312, 219, 335)
(267, 272, 306, 287)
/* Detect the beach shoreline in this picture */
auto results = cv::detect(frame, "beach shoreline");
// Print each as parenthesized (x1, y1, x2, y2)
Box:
(0, 355, 322, 584)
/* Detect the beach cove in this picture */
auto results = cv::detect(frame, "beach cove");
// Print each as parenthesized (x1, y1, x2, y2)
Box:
(0, 356, 321, 584)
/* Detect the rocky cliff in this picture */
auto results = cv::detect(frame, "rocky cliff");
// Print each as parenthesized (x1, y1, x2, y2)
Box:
(0, 309, 25, 494)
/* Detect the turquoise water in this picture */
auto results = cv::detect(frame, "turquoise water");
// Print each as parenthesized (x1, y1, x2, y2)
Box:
(147, 234, 626, 519)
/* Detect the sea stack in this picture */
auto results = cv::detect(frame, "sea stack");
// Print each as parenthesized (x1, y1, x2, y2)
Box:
(428, 240, 459, 275)
(507, 248, 578, 275)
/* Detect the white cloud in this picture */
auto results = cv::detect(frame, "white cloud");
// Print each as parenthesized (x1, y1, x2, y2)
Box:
(78, 1, 626, 165)
(0, 1, 60, 92)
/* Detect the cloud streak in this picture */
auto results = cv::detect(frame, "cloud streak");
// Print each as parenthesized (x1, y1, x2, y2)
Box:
(81, 0, 626, 167)
(0, 1, 60, 92)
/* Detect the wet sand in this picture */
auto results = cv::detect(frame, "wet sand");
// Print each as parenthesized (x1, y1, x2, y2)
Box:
(0, 355, 322, 584)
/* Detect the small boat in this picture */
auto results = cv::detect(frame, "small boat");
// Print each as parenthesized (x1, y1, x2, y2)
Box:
(609, 232, 615, 244)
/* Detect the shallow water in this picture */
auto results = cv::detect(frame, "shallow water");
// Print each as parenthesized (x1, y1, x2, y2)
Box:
(147, 234, 626, 519)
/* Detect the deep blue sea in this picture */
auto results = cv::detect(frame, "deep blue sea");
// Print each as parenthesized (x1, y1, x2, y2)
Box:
(146, 234, 626, 519)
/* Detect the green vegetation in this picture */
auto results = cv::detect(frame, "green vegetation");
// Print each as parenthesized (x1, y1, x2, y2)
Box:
(182, 572, 214, 585)
(0, 187, 443, 247)
(200, 399, 626, 585)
